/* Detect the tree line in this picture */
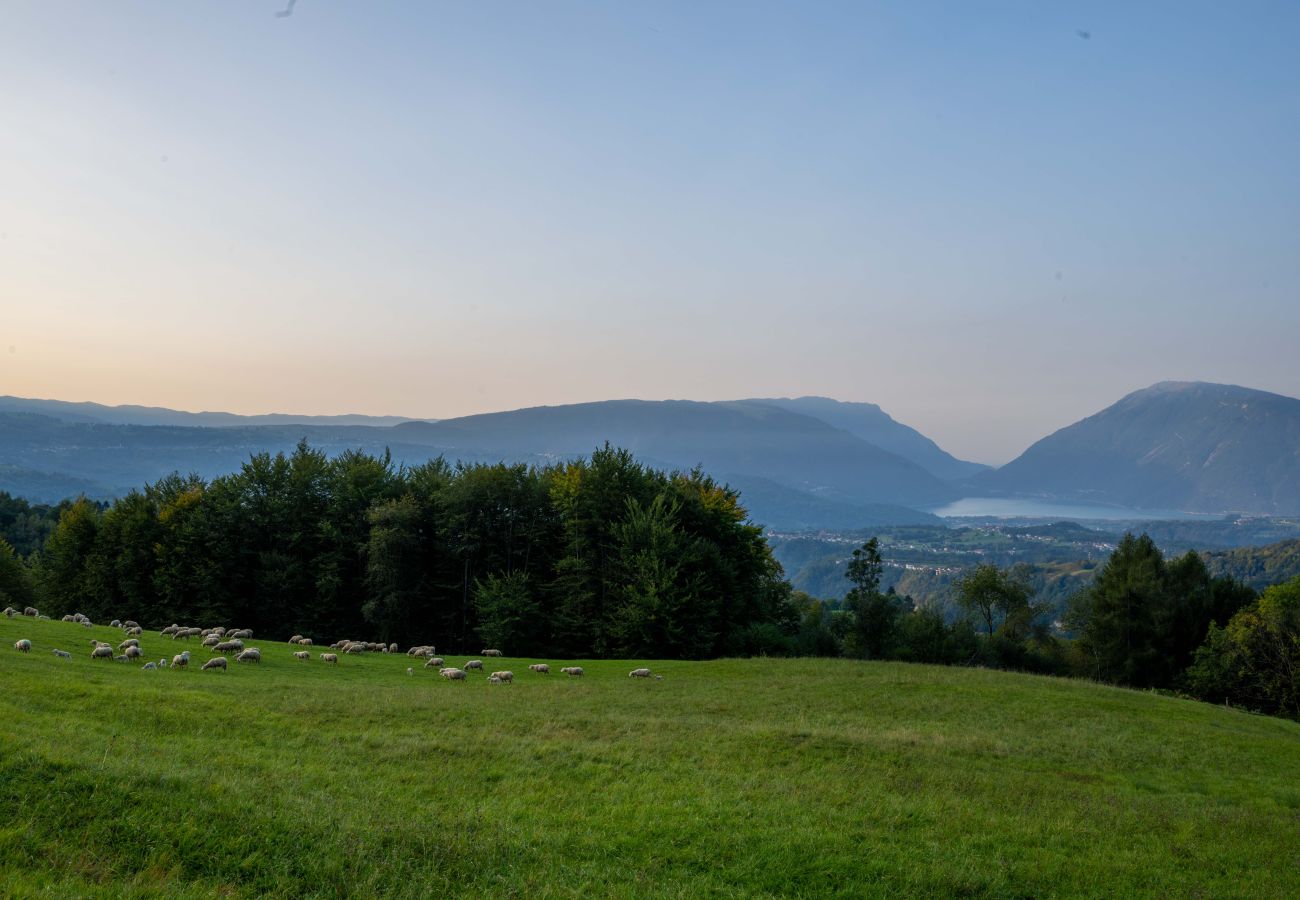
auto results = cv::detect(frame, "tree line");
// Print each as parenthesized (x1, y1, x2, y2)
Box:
(2, 442, 794, 659)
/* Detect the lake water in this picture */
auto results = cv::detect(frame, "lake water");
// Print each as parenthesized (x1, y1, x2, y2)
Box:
(927, 497, 1212, 521)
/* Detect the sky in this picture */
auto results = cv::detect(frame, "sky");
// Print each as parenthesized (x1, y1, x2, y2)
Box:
(1, 1, 1298, 464)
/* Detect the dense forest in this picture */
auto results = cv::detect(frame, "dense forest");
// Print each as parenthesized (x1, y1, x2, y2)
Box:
(3, 443, 794, 659)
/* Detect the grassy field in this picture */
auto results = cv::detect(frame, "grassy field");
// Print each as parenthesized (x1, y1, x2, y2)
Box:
(2, 617, 1298, 898)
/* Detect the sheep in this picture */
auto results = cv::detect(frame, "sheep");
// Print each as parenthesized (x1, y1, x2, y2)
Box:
(293, 650, 310, 661)
(126, 626, 142, 637)
(62, 614, 74, 623)
(118, 639, 140, 651)
(298, 638, 313, 647)
(561, 666, 584, 677)
(463, 660, 484, 672)
(124, 646, 144, 661)
(439, 667, 466, 681)
(407, 645, 436, 658)
(82, 620, 94, 628)
(288, 635, 303, 645)
(52, 649, 72, 659)
(407, 667, 414, 675)
(23, 607, 38, 617)
(2, 607, 15, 618)
(91, 645, 114, 660)
(236, 648, 262, 664)
(490, 671, 514, 683)
(201, 657, 227, 671)
(142, 662, 157, 671)
(213, 640, 243, 654)
(14, 639, 32, 653)
(344, 643, 365, 655)
(424, 657, 444, 669)
(320, 652, 339, 665)
(629, 668, 654, 678)
(171, 654, 189, 669)
(487, 675, 503, 684)
(229, 629, 253, 640)
(112, 619, 124, 628)
(389, 642, 399, 654)
(482, 649, 503, 657)
(528, 663, 550, 675)
(123, 620, 139, 629)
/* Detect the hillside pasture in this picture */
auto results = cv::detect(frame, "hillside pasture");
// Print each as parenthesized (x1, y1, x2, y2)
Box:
(2, 617, 1297, 897)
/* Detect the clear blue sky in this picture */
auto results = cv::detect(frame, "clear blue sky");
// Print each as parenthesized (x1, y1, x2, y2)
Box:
(2, 1, 1297, 463)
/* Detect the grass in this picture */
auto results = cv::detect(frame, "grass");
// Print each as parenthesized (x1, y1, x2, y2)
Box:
(2, 617, 1298, 898)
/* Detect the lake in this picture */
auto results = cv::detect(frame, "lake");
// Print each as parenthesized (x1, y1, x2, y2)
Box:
(927, 497, 1213, 521)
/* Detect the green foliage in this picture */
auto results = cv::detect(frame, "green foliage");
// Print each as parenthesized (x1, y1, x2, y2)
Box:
(31, 443, 786, 659)
(1185, 577, 1300, 718)
(1068, 534, 1255, 689)
(0, 539, 36, 610)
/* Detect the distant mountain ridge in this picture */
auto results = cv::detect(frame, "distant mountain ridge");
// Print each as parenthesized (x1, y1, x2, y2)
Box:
(0, 396, 429, 429)
(979, 381, 1300, 515)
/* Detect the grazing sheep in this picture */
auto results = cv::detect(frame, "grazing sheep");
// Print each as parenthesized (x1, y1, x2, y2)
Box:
(126, 626, 143, 637)
(439, 667, 467, 681)
(528, 663, 550, 674)
(320, 653, 339, 665)
(172, 654, 189, 669)
(293, 650, 310, 661)
(52, 649, 72, 659)
(91, 645, 114, 660)
(490, 671, 514, 683)
(464, 660, 484, 672)
(406, 667, 413, 675)
(14, 639, 32, 653)
(229, 629, 253, 640)
(288, 635, 303, 645)
(487, 675, 503, 684)
(561, 666, 584, 677)
(344, 643, 365, 655)
(142, 662, 157, 671)
(298, 638, 312, 647)
(214, 640, 243, 654)
(236, 648, 261, 664)
(118, 639, 140, 651)
(424, 657, 444, 669)
(124, 646, 143, 661)
(123, 620, 139, 630)
(82, 620, 94, 628)
(389, 642, 399, 654)
(201, 657, 227, 671)
(202, 634, 220, 647)
(3, 607, 15, 618)
(629, 668, 654, 678)
(62, 614, 74, 622)
(482, 649, 503, 657)
(112, 619, 123, 628)
(23, 607, 38, 617)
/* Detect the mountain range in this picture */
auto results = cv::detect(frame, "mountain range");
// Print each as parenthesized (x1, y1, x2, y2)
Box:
(2, 380, 1299, 526)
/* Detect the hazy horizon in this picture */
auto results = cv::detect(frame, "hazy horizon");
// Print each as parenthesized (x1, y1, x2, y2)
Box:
(4, 2, 1298, 463)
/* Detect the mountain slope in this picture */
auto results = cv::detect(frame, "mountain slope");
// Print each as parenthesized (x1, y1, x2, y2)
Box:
(392, 400, 959, 508)
(749, 396, 987, 481)
(979, 382, 1300, 514)
(0, 396, 427, 428)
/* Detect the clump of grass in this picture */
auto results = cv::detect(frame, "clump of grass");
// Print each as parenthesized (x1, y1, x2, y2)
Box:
(2, 617, 1297, 897)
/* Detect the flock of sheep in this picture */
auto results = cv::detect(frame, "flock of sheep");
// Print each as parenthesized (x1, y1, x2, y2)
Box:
(6, 607, 665, 682)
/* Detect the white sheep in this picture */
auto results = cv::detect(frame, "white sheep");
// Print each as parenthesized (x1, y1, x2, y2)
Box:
(52, 649, 72, 659)
(288, 635, 303, 645)
(482, 649, 503, 657)
(389, 642, 399, 654)
(490, 670, 514, 683)
(424, 657, 444, 669)
(629, 668, 653, 678)
(406, 667, 413, 675)
(124, 646, 144, 661)
(123, 620, 139, 629)
(23, 607, 39, 617)
(213, 640, 242, 654)
(202, 634, 221, 647)
(320, 652, 339, 665)
(112, 619, 123, 628)
(439, 667, 467, 681)
(486, 675, 503, 684)
(561, 666, 584, 677)
(142, 662, 157, 671)
(2, 607, 15, 618)
(528, 663, 550, 674)
(171, 654, 189, 669)
(126, 626, 143, 637)
(293, 650, 310, 661)
(236, 648, 262, 664)
(14, 639, 32, 653)
(464, 660, 484, 671)
(118, 639, 140, 651)
(201, 657, 227, 671)
(91, 645, 114, 660)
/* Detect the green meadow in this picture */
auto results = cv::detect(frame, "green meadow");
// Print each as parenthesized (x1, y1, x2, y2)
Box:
(2, 617, 1297, 898)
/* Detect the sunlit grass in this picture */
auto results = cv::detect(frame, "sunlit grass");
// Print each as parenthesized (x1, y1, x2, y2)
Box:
(2, 617, 1297, 898)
